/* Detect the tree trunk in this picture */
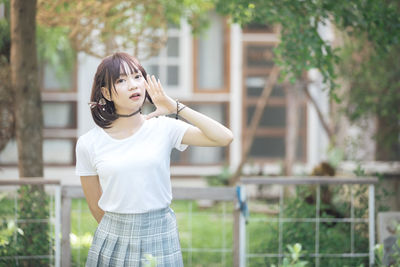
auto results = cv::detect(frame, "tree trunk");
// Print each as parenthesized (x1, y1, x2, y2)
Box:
(11, 0, 43, 177)
(11, 1, 48, 266)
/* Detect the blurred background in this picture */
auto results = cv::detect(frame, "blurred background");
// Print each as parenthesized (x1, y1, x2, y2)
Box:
(0, 0, 399, 266)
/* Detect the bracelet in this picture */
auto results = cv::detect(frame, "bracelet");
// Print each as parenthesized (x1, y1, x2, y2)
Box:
(175, 99, 187, 119)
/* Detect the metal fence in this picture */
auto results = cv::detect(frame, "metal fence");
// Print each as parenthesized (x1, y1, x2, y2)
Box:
(0, 176, 378, 267)
(240, 176, 378, 267)
(0, 179, 61, 267)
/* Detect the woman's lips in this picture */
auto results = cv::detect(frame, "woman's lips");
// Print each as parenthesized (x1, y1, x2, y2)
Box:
(130, 93, 141, 101)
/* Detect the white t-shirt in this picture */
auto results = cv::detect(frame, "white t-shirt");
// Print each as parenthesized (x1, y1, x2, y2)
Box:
(75, 116, 190, 213)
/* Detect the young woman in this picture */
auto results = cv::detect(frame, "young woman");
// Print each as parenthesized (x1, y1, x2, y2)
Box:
(75, 52, 233, 266)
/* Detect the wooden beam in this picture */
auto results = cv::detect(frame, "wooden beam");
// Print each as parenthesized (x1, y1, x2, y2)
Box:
(240, 176, 379, 185)
(0, 178, 60, 185)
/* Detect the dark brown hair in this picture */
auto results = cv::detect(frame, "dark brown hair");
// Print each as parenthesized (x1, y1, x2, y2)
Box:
(90, 52, 153, 128)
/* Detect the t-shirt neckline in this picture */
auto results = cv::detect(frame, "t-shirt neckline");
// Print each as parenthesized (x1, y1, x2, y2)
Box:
(100, 119, 148, 142)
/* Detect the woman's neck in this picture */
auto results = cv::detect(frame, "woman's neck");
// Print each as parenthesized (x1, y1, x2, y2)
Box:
(108, 114, 146, 134)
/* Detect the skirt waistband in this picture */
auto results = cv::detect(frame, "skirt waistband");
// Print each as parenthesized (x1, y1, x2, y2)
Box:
(104, 206, 172, 222)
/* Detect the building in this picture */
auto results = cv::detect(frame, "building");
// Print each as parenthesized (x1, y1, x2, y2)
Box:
(1, 12, 350, 185)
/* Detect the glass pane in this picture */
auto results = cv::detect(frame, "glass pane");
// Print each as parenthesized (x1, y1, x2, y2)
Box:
(189, 103, 226, 164)
(246, 77, 285, 97)
(249, 137, 285, 158)
(191, 104, 225, 123)
(43, 102, 75, 128)
(197, 12, 224, 90)
(43, 139, 73, 164)
(167, 65, 178, 86)
(167, 37, 179, 57)
(0, 139, 75, 165)
(171, 149, 182, 164)
(146, 65, 159, 78)
(243, 23, 275, 33)
(298, 106, 306, 129)
(246, 45, 274, 68)
(0, 140, 18, 164)
(297, 135, 304, 160)
(247, 106, 286, 127)
(188, 146, 224, 164)
(43, 64, 73, 91)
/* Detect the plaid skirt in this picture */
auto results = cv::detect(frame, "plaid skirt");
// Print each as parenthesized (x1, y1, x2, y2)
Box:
(86, 206, 183, 267)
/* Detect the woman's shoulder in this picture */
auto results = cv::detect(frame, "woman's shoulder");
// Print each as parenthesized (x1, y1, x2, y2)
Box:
(77, 127, 102, 146)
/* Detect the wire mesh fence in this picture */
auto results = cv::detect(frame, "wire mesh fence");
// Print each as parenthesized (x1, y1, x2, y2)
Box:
(241, 177, 377, 267)
(0, 177, 378, 267)
(0, 179, 60, 267)
(62, 185, 242, 267)
(68, 198, 236, 266)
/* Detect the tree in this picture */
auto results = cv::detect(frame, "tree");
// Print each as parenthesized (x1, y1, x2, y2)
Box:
(213, 0, 400, 183)
(36, 0, 213, 59)
(11, 0, 42, 178)
(9, 0, 51, 266)
(338, 34, 400, 160)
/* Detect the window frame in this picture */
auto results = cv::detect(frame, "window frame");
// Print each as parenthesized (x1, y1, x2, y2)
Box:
(192, 15, 231, 94)
(140, 27, 187, 95)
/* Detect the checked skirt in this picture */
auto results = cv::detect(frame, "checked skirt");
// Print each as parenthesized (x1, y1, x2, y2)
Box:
(86, 206, 184, 267)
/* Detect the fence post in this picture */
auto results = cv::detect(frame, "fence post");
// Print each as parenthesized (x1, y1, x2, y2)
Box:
(239, 186, 246, 267)
(369, 184, 375, 267)
(233, 185, 246, 267)
(61, 190, 71, 267)
(55, 185, 61, 267)
(233, 197, 240, 266)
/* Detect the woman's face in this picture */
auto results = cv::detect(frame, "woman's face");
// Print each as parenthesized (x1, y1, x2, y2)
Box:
(107, 62, 147, 114)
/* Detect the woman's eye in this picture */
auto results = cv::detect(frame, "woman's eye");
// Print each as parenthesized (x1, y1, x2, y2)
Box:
(135, 75, 142, 79)
(117, 79, 125, 83)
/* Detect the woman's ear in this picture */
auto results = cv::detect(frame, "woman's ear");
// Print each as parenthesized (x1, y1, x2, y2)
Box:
(101, 87, 112, 101)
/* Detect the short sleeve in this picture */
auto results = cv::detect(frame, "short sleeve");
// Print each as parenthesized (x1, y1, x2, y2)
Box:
(75, 137, 97, 176)
(163, 116, 190, 151)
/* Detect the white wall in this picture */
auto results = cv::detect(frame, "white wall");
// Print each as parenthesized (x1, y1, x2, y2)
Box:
(229, 24, 243, 173)
(77, 52, 99, 136)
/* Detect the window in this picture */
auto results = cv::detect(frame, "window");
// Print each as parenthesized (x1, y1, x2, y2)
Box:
(169, 102, 230, 165)
(141, 27, 183, 92)
(43, 101, 77, 129)
(193, 12, 230, 93)
(243, 42, 307, 162)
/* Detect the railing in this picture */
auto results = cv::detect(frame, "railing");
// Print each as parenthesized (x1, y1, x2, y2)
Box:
(240, 176, 378, 267)
(0, 179, 61, 267)
(61, 185, 245, 267)
(0, 176, 378, 267)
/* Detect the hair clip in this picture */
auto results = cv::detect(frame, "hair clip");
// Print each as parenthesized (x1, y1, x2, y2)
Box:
(88, 98, 107, 111)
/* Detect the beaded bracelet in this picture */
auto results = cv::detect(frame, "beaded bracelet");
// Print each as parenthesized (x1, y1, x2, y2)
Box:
(175, 99, 187, 120)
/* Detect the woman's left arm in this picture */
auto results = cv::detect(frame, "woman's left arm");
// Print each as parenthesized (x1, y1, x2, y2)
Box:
(144, 75, 234, 147)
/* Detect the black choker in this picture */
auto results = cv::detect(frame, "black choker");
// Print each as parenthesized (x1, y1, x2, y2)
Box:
(115, 108, 142, 118)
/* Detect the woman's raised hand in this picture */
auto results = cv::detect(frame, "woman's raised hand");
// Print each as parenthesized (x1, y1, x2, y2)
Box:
(144, 75, 176, 120)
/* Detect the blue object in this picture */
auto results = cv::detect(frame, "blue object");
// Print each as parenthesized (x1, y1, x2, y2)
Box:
(236, 186, 249, 224)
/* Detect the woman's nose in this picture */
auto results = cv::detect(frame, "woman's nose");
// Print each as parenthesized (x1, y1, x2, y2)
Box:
(127, 77, 138, 90)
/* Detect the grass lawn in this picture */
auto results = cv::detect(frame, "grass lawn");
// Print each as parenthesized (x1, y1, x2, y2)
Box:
(70, 199, 236, 267)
